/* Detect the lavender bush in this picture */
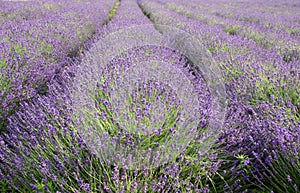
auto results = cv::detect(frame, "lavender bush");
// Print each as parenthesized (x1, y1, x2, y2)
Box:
(72, 22, 227, 170)
(1, 0, 299, 192)
(138, 0, 300, 191)
(0, 0, 117, 133)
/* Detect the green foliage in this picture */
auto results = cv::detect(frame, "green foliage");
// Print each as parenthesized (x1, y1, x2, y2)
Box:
(0, 55, 12, 134)
(250, 75, 300, 122)
(220, 62, 243, 82)
(244, 29, 275, 49)
(94, 84, 182, 150)
(35, 81, 48, 95)
(224, 25, 239, 35)
(288, 27, 300, 36)
(0, 180, 19, 193)
(254, 151, 300, 193)
(106, 0, 120, 24)
(282, 48, 300, 63)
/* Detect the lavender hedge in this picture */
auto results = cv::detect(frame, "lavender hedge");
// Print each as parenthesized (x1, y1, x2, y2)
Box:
(0, 0, 117, 132)
(139, 0, 300, 191)
(1, 0, 300, 192)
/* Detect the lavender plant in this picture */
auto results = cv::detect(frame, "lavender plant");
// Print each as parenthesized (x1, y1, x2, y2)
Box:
(72, 23, 226, 170)
(0, 0, 117, 133)
(1, 0, 299, 192)
(139, 0, 300, 191)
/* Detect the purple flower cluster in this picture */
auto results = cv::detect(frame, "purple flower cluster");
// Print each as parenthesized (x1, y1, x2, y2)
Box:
(138, 0, 300, 153)
(1, 0, 118, 190)
(139, 0, 299, 190)
(0, 0, 299, 192)
(0, 0, 117, 131)
(75, 41, 213, 169)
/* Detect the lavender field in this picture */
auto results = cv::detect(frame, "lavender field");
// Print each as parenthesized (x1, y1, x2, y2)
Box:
(0, 0, 299, 192)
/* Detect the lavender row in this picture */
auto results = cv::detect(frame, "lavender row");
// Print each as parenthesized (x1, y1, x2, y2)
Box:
(156, 0, 300, 63)
(139, 0, 300, 191)
(1, 0, 222, 191)
(1, 0, 299, 192)
(139, 0, 300, 159)
(71, 0, 216, 191)
(0, 0, 117, 132)
(180, 0, 300, 33)
(1, 0, 161, 192)
(139, 0, 299, 113)
(156, 0, 300, 118)
(0, 0, 120, 191)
